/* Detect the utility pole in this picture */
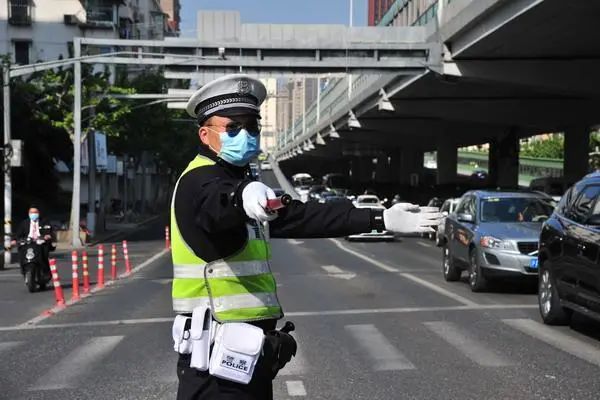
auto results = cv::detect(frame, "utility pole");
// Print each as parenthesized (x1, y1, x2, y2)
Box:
(87, 129, 96, 236)
(123, 153, 128, 222)
(3, 63, 12, 267)
(70, 38, 83, 248)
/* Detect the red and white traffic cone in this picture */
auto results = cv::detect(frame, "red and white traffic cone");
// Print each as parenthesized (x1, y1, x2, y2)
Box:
(82, 250, 90, 294)
(111, 244, 117, 280)
(165, 226, 171, 249)
(49, 259, 65, 306)
(97, 245, 105, 289)
(71, 250, 80, 301)
(122, 240, 131, 275)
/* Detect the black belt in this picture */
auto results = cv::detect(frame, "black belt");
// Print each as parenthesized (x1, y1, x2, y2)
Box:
(178, 314, 277, 332)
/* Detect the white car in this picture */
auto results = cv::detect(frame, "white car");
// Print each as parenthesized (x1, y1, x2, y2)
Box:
(294, 185, 311, 202)
(346, 195, 394, 241)
(435, 198, 460, 246)
(260, 161, 272, 170)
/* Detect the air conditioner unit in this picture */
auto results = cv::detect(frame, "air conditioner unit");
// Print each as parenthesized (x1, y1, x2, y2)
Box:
(64, 14, 78, 25)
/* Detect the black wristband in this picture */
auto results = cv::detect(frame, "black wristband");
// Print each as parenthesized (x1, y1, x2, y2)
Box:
(370, 209, 385, 232)
(231, 179, 252, 209)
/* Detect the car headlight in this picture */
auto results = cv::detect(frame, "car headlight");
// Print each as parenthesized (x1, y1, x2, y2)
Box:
(480, 236, 512, 250)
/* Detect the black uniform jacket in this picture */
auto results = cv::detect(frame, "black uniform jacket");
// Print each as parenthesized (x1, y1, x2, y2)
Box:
(173, 146, 379, 263)
(14, 219, 54, 241)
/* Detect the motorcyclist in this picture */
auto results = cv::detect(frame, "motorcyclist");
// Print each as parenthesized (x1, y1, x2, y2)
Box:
(12, 206, 54, 278)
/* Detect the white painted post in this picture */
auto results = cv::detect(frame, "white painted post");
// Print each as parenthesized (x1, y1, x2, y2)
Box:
(70, 38, 83, 248)
(3, 64, 12, 267)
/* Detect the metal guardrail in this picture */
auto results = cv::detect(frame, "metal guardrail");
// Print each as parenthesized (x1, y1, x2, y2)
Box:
(277, 74, 386, 152)
(457, 151, 564, 178)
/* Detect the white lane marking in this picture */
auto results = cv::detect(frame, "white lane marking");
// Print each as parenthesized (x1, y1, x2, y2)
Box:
(0, 272, 22, 278)
(321, 265, 356, 280)
(346, 324, 415, 370)
(0, 341, 23, 353)
(31, 335, 124, 390)
(286, 380, 307, 397)
(151, 278, 173, 285)
(18, 249, 169, 327)
(329, 239, 400, 272)
(399, 273, 478, 306)
(424, 321, 513, 367)
(288, 239, 305, 245)
(503, 318, 600, 367)
(417, 241, 432, 248)
(0, 305, 538, 332)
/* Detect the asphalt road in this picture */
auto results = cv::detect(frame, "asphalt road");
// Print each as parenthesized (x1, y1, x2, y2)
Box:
(1, 174, 600, 399)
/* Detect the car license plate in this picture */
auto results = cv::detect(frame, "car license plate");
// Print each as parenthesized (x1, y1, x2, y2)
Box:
(529, 258, 538, 269)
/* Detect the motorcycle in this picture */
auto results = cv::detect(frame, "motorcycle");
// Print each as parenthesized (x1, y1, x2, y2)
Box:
(18, 227, 53, 292)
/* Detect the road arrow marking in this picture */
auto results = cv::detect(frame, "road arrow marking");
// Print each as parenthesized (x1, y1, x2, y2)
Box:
(321, 265, 356, 280)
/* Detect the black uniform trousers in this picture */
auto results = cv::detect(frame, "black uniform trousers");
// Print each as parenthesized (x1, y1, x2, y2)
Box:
(176, 319, 277, 400)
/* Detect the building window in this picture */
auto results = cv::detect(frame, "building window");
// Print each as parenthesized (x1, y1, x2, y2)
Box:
(8, 0, 32, 25)
(14, 41, 30, 65)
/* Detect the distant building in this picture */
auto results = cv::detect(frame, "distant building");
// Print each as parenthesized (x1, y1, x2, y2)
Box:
(159, 0, 180, 36)
(0, 0, 169, 65)
(368, 0, 395, 26)
(376, 0, 440, 27)
(260, 78, 278, 154)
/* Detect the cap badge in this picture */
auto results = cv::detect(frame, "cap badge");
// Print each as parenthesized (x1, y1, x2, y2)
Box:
(237, 79, 250, 95)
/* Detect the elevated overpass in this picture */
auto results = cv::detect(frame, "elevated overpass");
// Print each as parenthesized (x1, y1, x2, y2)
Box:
(275, 0, 600, 190)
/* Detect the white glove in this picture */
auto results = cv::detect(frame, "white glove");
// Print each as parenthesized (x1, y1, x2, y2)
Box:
(242, 182, 278, 223)
(383, 203, 443, 234)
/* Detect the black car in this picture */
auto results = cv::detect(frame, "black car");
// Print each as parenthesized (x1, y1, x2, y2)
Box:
(538, 172, 600, 325)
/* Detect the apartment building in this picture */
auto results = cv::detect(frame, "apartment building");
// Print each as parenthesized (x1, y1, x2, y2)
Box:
(0, 0, 168, 65)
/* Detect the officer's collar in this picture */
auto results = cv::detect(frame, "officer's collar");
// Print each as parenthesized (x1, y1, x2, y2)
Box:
(197, 144, 250, 176)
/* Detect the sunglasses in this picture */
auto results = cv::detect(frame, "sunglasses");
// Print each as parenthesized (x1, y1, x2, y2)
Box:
(206, 118, 262, 137)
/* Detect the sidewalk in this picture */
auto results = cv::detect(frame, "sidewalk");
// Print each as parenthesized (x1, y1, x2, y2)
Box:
(1, 214, 161, 271)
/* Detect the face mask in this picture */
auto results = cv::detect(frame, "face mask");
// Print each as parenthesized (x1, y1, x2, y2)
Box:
(217, 129, 261, 167)
(29, 213, 39, 221)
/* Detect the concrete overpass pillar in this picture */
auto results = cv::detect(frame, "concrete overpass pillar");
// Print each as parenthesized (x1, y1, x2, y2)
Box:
(489, 131, 519, 189)
(436, 138, 457, 185)
(564, 126, 590, 185)
(375, 155, 393, 183)
(400, 149, 424, 185)
(350, 157, 373, 185)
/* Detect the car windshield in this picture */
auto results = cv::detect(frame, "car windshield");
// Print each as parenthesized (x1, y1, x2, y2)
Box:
(359, 197, 379, 204)
(480, 197, 554, 223)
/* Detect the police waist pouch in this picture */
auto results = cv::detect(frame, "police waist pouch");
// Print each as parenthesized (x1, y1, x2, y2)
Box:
(172, 315, 192, 354)
(209, 322, 265, 384)
(189, 305, 214, 371)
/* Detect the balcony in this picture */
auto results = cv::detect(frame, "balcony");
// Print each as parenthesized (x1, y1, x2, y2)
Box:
(80, 1, 117, 29)
(8, 0, 32, 26)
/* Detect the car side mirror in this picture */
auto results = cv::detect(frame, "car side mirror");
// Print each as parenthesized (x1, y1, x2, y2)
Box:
(457, 213, 474, 223)
(587, 214, 600, 226)
(442, 211, 449, 217)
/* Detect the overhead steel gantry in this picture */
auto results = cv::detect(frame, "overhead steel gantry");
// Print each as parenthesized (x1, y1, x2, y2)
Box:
(2, 27, 437, 251)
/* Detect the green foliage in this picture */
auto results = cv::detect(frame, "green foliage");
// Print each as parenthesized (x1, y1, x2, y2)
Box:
(112, 71, 196, 173)
(520, 135, 564, 159)
(2, 62, 195, 216)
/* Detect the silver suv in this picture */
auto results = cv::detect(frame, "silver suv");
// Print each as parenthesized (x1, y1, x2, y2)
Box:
(442, 190, 555, 292)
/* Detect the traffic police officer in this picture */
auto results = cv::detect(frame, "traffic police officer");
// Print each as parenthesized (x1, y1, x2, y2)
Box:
(171, 74, 441, 400)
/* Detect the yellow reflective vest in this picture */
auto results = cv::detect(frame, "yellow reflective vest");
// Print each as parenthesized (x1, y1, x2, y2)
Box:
(170, 155, 283, 322)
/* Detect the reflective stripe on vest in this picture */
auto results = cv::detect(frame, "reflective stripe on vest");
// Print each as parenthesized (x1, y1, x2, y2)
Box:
(170, 155, 283, 322)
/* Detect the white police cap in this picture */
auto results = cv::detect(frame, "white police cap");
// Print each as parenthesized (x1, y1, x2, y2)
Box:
(186, 74, 267, 123)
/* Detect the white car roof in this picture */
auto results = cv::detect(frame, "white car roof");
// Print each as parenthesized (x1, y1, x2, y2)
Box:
(356, 195, 380, 202)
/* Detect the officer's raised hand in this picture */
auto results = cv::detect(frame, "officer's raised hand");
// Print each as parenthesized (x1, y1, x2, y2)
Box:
(242, 181, 278, 222)
(383, 203, 442, 234)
